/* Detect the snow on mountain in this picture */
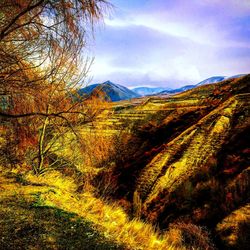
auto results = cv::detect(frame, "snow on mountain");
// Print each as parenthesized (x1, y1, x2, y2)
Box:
(196, 76, 227, 86)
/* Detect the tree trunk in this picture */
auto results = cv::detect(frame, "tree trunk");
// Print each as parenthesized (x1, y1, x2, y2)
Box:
(37, 116, 49, 174)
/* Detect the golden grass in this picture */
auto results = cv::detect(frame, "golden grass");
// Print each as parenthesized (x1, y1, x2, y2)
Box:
(0, 170, 187, 250)
(38, 178, 181, 249)
(25, 171, 77, 192)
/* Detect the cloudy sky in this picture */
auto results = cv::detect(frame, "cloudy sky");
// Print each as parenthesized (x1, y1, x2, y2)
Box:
(88, 0, 250, 88)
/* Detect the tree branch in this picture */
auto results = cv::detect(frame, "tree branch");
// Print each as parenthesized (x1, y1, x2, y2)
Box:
(0, 110, 86, 119)
(0, 0, 45, 40)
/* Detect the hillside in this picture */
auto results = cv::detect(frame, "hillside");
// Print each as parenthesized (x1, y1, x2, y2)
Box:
(79, 81, 140, 101)
(83, 74, 250, 249)
(2, 1, 249, 249)
(0, 174, 123, 250)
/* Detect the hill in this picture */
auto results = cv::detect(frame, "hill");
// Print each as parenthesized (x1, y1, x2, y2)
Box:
(196, 74, 246, 86)
(85, 74, 250, 249)
(159, 84, 196, 95)
(79, 81, 140, 102)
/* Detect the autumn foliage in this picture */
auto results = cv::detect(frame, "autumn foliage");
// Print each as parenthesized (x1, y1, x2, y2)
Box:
(0, 0, 109, 173)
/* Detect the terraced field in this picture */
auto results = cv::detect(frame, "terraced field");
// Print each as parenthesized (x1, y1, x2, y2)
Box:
(82, 95, 208, 134)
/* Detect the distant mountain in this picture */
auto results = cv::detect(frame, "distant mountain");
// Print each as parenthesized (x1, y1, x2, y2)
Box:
(159, 85, 196, 95)
(196, 74, 246, 86)
(227, 74, 246, 80)
(79, 75, 247, 100)
(132, 87, 171, 96)
(79, 81, 140, 102)
(159, 74, 247, 95)
(196, 76, 227, 86)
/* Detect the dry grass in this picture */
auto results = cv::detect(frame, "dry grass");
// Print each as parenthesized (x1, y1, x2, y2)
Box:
(0, 170, 192, 250)
(35, 174, 179, 250)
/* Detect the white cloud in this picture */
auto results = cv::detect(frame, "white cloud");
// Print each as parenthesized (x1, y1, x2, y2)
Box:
(104, 15, 218, 46)
(89, 0, 250, 88)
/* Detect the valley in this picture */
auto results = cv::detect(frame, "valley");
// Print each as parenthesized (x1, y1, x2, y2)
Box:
(74, 74, 250, 249)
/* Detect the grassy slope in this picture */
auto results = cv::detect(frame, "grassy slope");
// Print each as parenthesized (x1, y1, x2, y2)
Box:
(0, 199, 122, 250)
(132, 76, 250, 248)
(138, 94, 244, 212)
(0, 172, 123, 250)
(0, 170, 195, 250)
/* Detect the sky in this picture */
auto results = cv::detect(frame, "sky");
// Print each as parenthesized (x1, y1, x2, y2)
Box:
(88, 0, 250, 88)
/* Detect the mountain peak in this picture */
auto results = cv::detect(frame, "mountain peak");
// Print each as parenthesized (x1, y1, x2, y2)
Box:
(79, 81, 140, 102)
(103, 80, 113, 85)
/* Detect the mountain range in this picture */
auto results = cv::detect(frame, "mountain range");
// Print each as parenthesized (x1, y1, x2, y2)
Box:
(159, 74, 246, 95)
(79, 74, 246, 102)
